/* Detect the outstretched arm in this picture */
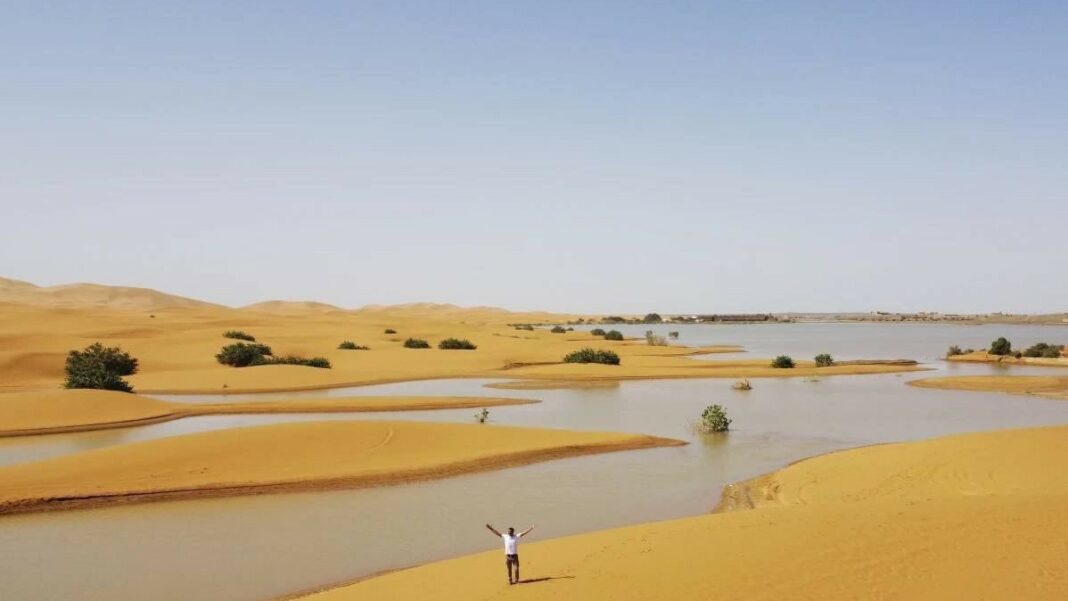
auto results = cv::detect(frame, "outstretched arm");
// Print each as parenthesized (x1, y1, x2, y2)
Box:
(519, 525, 535, 537)
(485, 523, 502, 537)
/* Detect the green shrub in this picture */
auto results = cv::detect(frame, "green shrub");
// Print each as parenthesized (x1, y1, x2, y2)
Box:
(604, 330, 624, 341)
(64, 343, 139, 392)
(814, 353, 834, 367)
(699, 404, 732, 432)
(438, 338, 477, 350)
(989, 337, 1012, 356)
(223, 330, 256, 342)
(550, 325, 567, 333)
(946, 345, 964, 357)
(590, 328, 606, 336)
(268, 356, 331, 368)
(384, 328, 397, 334)
(403, 338, 431, 349)
(771, 355, 795, 368)
(338, 341, 369, 350)
(644, 313, 663, 323)
(216, 342, 274, 367)
(645, 330, 668, 346)
(562, 348, 621, 365)
(1022, 342, 1065, 358)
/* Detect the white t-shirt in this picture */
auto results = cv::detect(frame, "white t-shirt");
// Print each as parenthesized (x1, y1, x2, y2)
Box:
(502, 533, 523, 555)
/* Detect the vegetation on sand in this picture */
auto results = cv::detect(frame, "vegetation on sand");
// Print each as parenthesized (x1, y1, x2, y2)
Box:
(338, 341, 370, 350)
(403, 338, 431, 349)
(604, 330, 624, 341)
(64, 343, 139, 392)
(699, 404, 732, 432)
(946, 345, 964, 357)
(223, 330, 256, 342)
(814, 353, 834, 367)
(550, 326, 567, 333)
(563, 348, 621, 365)
(771, 355, 796, 369)
(590, 328, 607, 336)
(645, 330, 668, 346)
(384, 329, 397, 334)
(989, 337, 1012, 356)
(216, 342, 273, 367)
(1023, 342, 1065, 358)
(438, 338, 477, 350)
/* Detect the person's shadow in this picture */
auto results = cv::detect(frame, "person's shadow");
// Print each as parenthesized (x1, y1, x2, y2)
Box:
(516, 576, 575, 585)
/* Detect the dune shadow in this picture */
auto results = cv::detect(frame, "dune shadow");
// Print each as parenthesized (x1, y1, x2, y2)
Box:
(517, 575, 575, 585)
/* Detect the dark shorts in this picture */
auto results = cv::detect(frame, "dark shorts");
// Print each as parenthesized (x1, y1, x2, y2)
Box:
(505, 554, 519, 567)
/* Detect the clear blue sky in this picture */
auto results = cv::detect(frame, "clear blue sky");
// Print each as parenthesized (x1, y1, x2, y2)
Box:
(2, 1, 1065, 313)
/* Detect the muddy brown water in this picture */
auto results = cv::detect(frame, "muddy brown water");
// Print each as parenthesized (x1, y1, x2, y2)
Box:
(1, 323, 1066, 601)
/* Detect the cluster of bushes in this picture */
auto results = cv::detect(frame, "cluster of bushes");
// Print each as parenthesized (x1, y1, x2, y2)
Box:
(550, 326, 567, 334)
(438, 338, 477, 350)
(64, 343, 139, 392)
(338, 341, 369, 350)
(771, 355, 795, 368)
(223, 330, 256, 342)
(814, 353, 834, 367)
(699, 404, 731, 432)
(403, 338, 431, 349)
(216, 343, 330, 368)
(643, 313, 662, 323)
(989, 337, 1013, 356)
(563, 348, 621, 365)
(645, 330, 668, 346)
(1023, 342, 1065, 358)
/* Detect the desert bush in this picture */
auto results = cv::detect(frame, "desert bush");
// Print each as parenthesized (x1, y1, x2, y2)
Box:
(563, 348, 621, 365)
(268, 355, 331, 368)
(989, 337, 1012, 356)
(216, 342, 273, 367)
(64, 343, 139, 392)
(602, 316, 626, 323)
(1022, 342, 1065, 358)
(668, 331, 680, 339)
(771, 355, 795, 368)
(566, 327, 574, 331)
(438, 338, 477, 350)
(550, 325, 567, 333)
(604, 330, 624, 341)
(732, 379, 752, 391)
(384, 328, 397, 334)
(515, 324, 535, 331)
(699, 404, 732, 432)
(946, 345, 964, 357)
(223, 330, 256, 342)
(645, 330, 668, 346)
(403, 338, 431, 349)
(338, 341, 369, 350)
(644, 313, 663, 323)
(814, 353, 834, 367)
(590, 328, 606, 336)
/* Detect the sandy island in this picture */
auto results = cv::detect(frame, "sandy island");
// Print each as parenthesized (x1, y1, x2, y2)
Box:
(947, 350, 1068, 368)
(0, 420, 683, 515)
(0, 389, 539, 437)
(297, 425, 1068, 601)
(909, 375, 1068, 400)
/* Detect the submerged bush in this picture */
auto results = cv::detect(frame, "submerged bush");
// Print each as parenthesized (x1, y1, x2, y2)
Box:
(438, 338, 477, 350)
(590, 328, 606, 336)
(1022, 342, 1065, 358)
(550, 325, 567, 334)
(645, 330, 668, 346)
(403, 338, 431, 349)
(223, 330, 256, 342)
(814, 353, 834, 367)
(668, 331, 680, 339)
(475, 407, 490, 424)
(699, 404, 732, 433)
(946, 345, 964, 357)
(604, 330, 624, 341)
(771, 355, 796, 369)
(216, 342, 274, 367)
(64, 343, 139, 392)
(989, 337, 1012, 356)
(338, 341, 369, 350)
(563, 348, 621, 365)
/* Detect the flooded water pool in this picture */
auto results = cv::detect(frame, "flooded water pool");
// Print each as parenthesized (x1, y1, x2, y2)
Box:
(0, 324, 1066, 601)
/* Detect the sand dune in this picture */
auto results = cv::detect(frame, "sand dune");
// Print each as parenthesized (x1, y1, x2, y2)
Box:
(299, 426, 1068, 601)
(0, 277, 223, 310)
(0, 389, 538, 436)
(0, 421, 683, 515)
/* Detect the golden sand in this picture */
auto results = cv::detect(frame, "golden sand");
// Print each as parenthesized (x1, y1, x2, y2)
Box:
(909, 375, 1068, 398)
(0, 300, 922, 395)
(0, 421, 683, 515)
(300, 426, 1068, 601)
(947, 350, 1068, 368)
(0, 389, 538, 437)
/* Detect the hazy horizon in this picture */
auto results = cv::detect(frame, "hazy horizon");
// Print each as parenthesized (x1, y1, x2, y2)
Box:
(3, 2, 1066, 314)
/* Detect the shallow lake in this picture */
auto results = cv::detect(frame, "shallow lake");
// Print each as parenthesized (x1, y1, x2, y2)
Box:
(1, 323, 1066, 601)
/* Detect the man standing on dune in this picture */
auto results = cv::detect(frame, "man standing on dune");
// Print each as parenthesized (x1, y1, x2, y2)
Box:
(485, 523, 535, 585)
